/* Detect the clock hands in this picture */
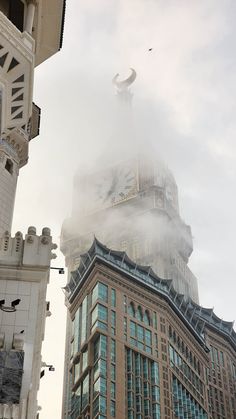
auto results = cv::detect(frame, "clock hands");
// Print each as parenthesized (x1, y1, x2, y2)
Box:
(104, 173, 118, 202)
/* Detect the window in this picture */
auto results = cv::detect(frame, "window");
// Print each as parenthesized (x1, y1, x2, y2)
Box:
(111, 310, 116, 335)
(151, 362, 159, 385)
(124, 295, 127, 313)
(93, 395, 107, 416)
(111, 289, 116, 307)
(129, 302, 135, 317)
(82, 350, 88, 372)
(72, 384, 81, 417)
(94, 358, 107, 381)
(73, 306, 81, 355)
(81, 373, 89, 410)
(94, 335, 107, 362)
(110, 400, 116, 417)
(92, 282, 108, 305)
(129, 321, 152, 354)
(81, 297, 87, 346)
(111, 339, 116, 363)
(111, 364, 116, 381)
(144, 310, 150, 326)
(5, 158, 13, 174)
(74, 360, 80, 384)
(91, 304, 108, 332)
(136, 306, 143, 322)
(111, 382, 115, 399)
(93, 376, 107, 397)
(126, 349, 161, 418)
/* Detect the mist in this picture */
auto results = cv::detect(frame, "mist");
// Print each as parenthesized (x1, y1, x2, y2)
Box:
(11, 0, 236, 417)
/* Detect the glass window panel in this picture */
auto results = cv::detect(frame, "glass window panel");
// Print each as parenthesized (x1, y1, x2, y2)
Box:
(111, 364, 116, 381)
(111, 289, 116, 307)
(74, 306, 81, 354)
(143, 310, 150, 326)
(111, 310, 116, 327)
(110, 400, 116, 417)
(145, 329, 152, 346)
(111, 381, 116, 399)
(74, 360, 80, 383)
(130, 321, 136, 338)
(129, 302, 135, 317)
(111, 339, 116, 363)
(153, 312, 157, 329)
(81, 297, 87, 346)
(151, 362, 159, 385)
(100, 395, 107, 414)
(81, 373, 89, 410)
(137, 325, 144, 342)
(82, 350, 88, 372)
(137, 306, 143, 322)
(92, 282, 108, 305)
(92, 304, 108, 327)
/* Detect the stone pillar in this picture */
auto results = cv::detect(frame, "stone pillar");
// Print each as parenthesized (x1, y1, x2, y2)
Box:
(25, 1, 37, 34)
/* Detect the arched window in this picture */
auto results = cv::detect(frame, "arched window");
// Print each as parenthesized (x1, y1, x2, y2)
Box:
(136, 306, 143, 322)
(143, 310, 150, 326)
(128, 302, 135, 318)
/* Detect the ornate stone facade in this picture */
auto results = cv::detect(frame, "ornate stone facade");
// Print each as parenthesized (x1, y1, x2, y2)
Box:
(0, 1, 66, 418)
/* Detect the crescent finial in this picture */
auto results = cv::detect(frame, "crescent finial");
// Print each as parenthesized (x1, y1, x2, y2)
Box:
(112, 68, 137, 90)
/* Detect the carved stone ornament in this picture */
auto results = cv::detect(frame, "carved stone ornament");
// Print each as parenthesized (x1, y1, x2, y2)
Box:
(41, 237, 49, 245)
(26, 235, 34, 244)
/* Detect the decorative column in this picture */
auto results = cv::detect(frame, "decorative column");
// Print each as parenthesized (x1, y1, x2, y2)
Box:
(25, 0, 37, 34)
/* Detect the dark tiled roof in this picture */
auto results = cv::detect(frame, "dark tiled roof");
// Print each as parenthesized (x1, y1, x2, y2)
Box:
(65, 238, 236, 351)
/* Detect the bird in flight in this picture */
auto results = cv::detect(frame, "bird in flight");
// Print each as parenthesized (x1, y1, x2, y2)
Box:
(148, 48, 153, 51)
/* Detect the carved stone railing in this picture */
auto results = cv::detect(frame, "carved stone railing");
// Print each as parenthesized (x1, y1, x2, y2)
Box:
(0, 11, 35, 167)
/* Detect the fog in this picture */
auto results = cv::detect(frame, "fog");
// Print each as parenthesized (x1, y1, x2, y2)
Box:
(11, 0, 236, 417)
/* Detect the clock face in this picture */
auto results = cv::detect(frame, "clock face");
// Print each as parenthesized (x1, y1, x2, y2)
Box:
(93, 163, 138, 208)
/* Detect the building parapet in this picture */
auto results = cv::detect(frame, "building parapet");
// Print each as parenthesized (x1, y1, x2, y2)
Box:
(0, 226, 57, 267)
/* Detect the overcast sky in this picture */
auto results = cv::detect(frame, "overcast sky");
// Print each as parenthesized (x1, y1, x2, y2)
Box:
(12, 0, 236, 417)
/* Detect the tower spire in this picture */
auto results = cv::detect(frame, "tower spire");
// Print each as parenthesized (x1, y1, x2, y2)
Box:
(112, 68, 137, 104)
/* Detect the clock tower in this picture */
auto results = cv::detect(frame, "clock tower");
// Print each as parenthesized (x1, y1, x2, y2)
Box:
(61, 70, 199, 417)
(61, 69, 198, 303)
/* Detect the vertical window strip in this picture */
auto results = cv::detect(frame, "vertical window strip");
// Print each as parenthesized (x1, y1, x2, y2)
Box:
(125, 348, 161, 418)
(111, 288, 116, 307)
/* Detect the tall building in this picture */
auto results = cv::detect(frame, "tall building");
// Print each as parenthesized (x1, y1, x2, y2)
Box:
(0, 1, 66, 418)
(61, 70, 202, 418)
(61, 70, 236, 419)
(61, 70, 198, 303)
(63, 238, 236, 419)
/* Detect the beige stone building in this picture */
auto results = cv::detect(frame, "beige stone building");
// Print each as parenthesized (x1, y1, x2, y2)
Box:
(0, 1, 66, 418)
